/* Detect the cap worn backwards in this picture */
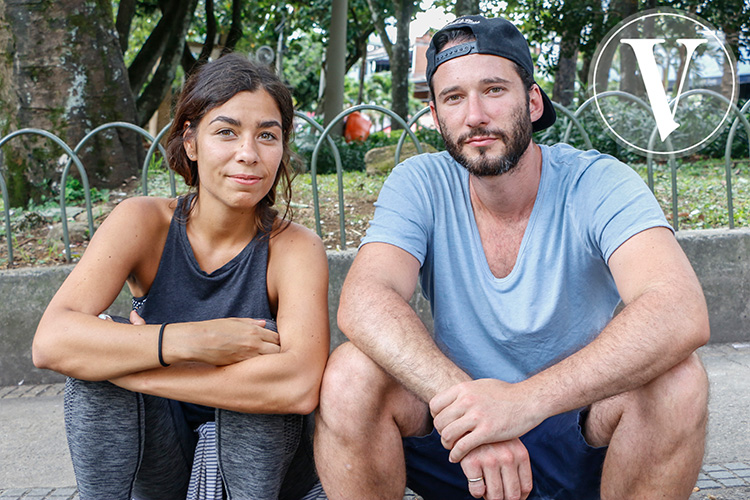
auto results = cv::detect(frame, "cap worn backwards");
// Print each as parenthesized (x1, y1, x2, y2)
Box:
(425, 15, 556, 132)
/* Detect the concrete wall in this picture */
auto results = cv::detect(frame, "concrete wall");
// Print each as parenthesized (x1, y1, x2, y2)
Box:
(1, 228, 748, 386)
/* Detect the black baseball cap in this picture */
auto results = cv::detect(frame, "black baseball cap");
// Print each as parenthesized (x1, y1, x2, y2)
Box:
(425, 15, 556, 132)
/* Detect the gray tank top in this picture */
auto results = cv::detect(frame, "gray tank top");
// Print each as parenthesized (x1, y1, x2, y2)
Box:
(136, 194, 274, 325)
(135, 194, 275, 425)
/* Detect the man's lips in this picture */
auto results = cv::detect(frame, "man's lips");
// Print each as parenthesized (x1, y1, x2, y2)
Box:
(463, 136, 497, 148)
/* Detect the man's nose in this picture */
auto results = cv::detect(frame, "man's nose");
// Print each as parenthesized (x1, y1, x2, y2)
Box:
(465, 93, 490, 129)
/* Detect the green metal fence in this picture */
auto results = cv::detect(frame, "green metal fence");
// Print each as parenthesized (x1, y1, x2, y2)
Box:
(1, 99, 749, 265)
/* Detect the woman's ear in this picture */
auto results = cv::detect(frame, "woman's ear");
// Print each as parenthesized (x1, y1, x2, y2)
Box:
(183, 121, 196, 160)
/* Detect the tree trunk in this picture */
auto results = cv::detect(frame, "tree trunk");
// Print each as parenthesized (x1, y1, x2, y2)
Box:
(0, 0, 141, 206)
(613, 0, 640, 96)
(553, 35, 578, 107)
(357, 38, 368, 105)
(454, 0, 480, 17)
(390, 0, 413, 130)
(323, 0, 348, 134)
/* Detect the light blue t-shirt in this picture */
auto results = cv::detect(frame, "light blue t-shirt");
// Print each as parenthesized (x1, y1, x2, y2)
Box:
(362, 144, 671, 383)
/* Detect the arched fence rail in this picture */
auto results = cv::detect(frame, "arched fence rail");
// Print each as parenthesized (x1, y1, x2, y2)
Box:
(1, 98, 749, 264)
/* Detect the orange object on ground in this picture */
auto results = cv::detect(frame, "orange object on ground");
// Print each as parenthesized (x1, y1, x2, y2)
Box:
(344, 111, 372, 142)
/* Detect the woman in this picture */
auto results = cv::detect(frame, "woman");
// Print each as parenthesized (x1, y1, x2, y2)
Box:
(32, 54, 329, 500)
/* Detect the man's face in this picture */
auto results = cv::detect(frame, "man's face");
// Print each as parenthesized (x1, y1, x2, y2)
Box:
(429, 53, 541, 177)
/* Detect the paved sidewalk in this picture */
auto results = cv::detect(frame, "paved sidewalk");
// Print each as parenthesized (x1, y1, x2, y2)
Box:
(2, 342, 750, 499)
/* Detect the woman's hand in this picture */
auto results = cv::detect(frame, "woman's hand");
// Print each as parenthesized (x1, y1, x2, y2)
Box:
(101, 312, 281, 367)
(162, 317, 281, 366)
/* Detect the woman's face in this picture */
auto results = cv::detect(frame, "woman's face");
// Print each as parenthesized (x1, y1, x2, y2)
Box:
(183, 89, 284, 213)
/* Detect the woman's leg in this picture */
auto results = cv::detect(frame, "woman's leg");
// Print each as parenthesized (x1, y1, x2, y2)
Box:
(217, 409, 313, 499)
(64, 378, 196, 500)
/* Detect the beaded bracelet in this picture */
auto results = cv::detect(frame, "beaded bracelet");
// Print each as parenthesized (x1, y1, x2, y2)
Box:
(158, 323, 171, 367)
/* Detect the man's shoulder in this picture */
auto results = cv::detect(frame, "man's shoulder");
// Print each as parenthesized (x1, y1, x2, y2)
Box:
(395, 150, 454, 171)
(542, 143, 634, 186)
(388, 150, 464, 186)
(543, 143, 623, 169)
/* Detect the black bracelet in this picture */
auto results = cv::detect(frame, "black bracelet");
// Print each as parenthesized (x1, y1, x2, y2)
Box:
(158, 323, 170, 367)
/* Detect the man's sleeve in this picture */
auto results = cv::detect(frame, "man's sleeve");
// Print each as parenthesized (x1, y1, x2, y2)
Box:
(572, 156, 673, 263)
(361, 161, 433, 266)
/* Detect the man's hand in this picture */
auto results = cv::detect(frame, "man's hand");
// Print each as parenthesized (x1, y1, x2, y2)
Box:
(460, 439, 533, 500)
(430, 379, 545, 463)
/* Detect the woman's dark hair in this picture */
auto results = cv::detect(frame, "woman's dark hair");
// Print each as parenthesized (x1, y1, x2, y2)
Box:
(166, 53, 296, 236)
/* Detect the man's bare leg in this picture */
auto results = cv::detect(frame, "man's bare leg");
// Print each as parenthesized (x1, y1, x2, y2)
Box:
(314, 343, 432, 500)
(587, 353, 708, 499)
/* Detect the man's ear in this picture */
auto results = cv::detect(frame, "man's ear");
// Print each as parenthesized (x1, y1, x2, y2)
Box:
(528, 85, 544, 123)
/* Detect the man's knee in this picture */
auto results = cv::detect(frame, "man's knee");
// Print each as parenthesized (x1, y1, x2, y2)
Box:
(589, 352, 708, 446)
(318, 343, 391, 421)
(632, 352, 709, 436)
(317, 342, 429, 438)
(649, 353, 708, 416)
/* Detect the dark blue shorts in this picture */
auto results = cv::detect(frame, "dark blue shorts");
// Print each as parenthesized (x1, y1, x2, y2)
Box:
(403, 410, 606, 500)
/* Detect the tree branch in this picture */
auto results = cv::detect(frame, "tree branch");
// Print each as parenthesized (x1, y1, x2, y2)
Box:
(220, 0, 243, 56)
(365, 0, 393, 60)
(136, 0, 199, 125)
(127, 0, 181, 95)
(115, 0, 136, 54)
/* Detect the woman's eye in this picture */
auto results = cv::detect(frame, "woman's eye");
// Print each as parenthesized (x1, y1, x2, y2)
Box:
(259, 131, 278, 141)
(217, 129, 235, 137)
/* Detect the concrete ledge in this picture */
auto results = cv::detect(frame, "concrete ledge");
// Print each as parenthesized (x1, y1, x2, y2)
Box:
(677, 228, 750, 344)
(1, 228, 748, 386)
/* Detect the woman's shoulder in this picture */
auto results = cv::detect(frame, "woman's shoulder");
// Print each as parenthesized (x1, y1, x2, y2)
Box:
(114, 195, 176, 217)
(268, 220, 326, 264)
(91, 196, 177, 246)
(107, 196, 176, 227)
(270, 220, 323, 249)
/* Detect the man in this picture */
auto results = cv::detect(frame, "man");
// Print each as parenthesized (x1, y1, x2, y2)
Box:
(315, 15, 709, 500)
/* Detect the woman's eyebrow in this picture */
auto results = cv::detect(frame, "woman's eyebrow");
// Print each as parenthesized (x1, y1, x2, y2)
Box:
(258, 120, 282, 130)
(208, 116, 241, 126)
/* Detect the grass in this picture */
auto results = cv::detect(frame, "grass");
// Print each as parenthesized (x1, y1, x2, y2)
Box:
(634, 158, 750, 230)
(1, 156, 749, 268)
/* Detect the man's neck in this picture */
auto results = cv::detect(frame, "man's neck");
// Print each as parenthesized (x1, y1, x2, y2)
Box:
(469, 141, 543, 222)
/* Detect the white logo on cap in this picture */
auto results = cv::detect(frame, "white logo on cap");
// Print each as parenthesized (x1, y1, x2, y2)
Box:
(445, 17, 480, 27)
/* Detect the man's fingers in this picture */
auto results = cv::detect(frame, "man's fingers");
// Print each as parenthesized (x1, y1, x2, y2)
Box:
(429, 383, 462, 417)
(449, 430, 487, 463)
(461, 460, 486, 499)
(518, 457, 533, 499)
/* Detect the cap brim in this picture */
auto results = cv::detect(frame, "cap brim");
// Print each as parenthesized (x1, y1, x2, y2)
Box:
(533, 88, 556, 132)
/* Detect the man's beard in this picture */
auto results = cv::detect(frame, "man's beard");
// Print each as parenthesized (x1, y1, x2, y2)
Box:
(440, 100, 533, 177)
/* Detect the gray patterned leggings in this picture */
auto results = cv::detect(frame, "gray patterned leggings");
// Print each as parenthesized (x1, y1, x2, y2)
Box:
(64, 378, 316, 500)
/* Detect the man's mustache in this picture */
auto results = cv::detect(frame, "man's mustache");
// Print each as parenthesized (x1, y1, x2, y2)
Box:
(458, 128, 508, 146)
